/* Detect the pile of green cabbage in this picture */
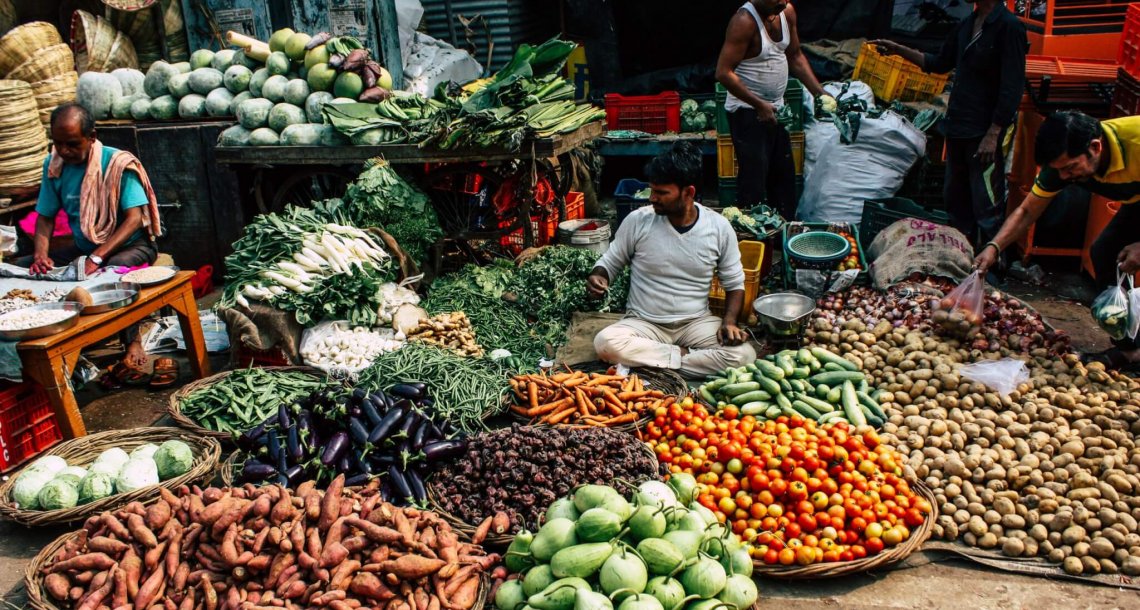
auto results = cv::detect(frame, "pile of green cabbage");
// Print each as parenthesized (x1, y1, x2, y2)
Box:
(9, 440, 195, 510)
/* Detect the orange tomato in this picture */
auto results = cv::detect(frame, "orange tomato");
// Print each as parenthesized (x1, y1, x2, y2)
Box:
(778, 548, 796, 565)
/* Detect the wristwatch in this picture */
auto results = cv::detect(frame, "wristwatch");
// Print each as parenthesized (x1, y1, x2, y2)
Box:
(88, 255, 104, 267)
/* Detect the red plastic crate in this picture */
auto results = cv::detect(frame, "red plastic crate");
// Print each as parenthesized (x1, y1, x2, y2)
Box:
(1112, 66, 1140, 116)
(1025, 54, 1122, 82)
(0, 381, 61, 472)
(1119, 4, 1140, 76)
(603, 92, 681, 134)
(541, 191, 585, 244)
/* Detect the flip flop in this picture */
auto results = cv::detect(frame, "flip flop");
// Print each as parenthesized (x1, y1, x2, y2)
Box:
(121, 365, 152, 387)
(149, 357, 180, 389)
(98, 362, 128, 391)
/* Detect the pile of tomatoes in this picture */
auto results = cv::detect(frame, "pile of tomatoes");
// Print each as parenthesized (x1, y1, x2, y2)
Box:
(837, 230, 861, 272)
(644, 396, 932, 566)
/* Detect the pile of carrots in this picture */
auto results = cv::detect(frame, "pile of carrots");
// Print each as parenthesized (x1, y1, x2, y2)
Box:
(508, 368, 675, 428)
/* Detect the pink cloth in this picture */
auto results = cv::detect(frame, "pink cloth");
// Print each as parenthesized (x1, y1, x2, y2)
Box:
(18, 210, 72, 238)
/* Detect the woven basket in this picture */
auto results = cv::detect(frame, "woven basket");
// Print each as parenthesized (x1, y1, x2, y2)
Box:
(167, 366, 331, 442)
(0, 427, 221, 527)
(5, 43, 75, 83)
(427, 435, 662, 548)
(0, 79, 50, 192)
(24, 517, 490, 610)
(71, 10, 138, 74)
(107, 0, 189, 69)
(508, 360, 687, 432)
(31, 71, 78, 97)
(0, 0, 15, 36)
(0, 22, 64, 76)
(751, 480, 938, 579)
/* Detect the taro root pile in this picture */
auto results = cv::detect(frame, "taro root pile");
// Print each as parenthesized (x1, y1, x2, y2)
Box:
(429, 425, 662, 534)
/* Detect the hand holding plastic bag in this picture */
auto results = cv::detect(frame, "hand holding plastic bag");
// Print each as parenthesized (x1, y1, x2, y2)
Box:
(1091, 267, 1133, 341)
(932, 269, 985, 338)
(959, 358, 1029, 398)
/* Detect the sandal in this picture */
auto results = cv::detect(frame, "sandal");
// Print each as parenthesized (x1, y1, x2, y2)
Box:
(120, 365, 152, 387)
(1080, 348, 1140, 373)
(98, 362, 129, 390)
(149, 357, 180, 389)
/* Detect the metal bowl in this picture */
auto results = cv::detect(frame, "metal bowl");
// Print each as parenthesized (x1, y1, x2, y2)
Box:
(122, 265, 179, 287)
(752, 293, 816, 338)
(0, 301, 84, 341)
(83, 282, 140, 314)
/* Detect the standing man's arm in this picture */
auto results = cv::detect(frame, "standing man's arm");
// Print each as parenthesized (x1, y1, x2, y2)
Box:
(873, 23, 959, 74)
(783, 6, 826, 98)
(977, 21, 1028, 164)
(716, 10, 777, 123)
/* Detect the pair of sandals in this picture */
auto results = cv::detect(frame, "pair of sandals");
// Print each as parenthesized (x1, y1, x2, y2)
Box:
(1081, 348, 1140, 375)
(99, 357, 180, 390)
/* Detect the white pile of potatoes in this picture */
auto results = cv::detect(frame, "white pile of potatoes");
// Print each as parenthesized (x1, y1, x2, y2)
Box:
(807, 316, 1140, 576)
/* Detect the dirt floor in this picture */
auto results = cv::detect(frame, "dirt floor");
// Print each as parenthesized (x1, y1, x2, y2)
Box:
(1, 260, 1138, 608)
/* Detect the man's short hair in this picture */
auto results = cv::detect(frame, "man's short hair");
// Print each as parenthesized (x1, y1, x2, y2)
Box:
(1035, 111, 1101, 166)
(644, 141, 703, 191)
(50, 103, 95, 137)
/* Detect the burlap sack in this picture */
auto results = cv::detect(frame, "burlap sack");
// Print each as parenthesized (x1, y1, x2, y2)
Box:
(868, 218, 974, 289)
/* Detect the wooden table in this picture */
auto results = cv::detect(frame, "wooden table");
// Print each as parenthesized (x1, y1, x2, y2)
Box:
(16, 271, 211, 439)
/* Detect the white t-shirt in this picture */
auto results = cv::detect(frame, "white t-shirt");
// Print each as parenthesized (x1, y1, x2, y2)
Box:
(595, 204, 745, 324)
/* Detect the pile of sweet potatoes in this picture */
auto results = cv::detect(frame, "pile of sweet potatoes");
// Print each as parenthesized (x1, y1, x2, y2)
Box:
(39, 474, 498, 610)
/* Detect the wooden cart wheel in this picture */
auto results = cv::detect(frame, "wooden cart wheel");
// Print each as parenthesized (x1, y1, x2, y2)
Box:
(263, 167, 357, 214)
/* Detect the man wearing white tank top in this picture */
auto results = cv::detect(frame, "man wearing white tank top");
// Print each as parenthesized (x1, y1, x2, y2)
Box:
(715, 1, 829, 219)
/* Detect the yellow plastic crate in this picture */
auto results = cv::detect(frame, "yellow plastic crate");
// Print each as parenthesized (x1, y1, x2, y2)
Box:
(709, 240, 767, 324)
(718, 134, 804, 178)
(853, 42, 949, 103)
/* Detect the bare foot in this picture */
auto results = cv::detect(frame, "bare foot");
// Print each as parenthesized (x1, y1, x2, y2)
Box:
(124, 340, 147, 370)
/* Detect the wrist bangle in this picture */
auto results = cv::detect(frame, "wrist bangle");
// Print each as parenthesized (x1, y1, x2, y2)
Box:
(983, 241, 1001, 255)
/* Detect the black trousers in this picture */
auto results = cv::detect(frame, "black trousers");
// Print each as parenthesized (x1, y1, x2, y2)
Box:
(944, 135, 1007, 247)
(12, 239, 158, 269)
(727, 109, 797, 219)
(1091, 202, 1140, 351)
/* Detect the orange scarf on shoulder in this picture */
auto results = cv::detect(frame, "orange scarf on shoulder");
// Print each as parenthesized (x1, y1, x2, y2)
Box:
(47, 139, 162, 246)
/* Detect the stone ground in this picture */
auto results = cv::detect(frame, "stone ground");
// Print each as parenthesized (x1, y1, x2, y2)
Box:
(1, 262, 1138, 608)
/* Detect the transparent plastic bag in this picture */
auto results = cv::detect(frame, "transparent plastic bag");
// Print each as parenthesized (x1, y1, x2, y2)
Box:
(1129, 283, 1140, 340)
(959, 358, 1029, 398)
(931, 269, 985, 338)
(1091, 267, 1133, 341)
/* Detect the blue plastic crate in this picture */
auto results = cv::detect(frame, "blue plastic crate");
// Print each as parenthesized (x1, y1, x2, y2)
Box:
(615, 178, 650, 202)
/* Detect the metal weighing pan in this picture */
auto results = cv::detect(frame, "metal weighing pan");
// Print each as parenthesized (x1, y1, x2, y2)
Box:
(0, 302, 84, 341)
(121, 265, 179, 287)
(83, 282, 140, 314)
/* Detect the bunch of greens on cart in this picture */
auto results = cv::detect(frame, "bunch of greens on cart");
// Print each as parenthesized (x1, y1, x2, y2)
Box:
(341, 158, 443, 266)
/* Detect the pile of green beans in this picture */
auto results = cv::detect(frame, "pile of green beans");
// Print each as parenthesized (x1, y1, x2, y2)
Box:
(178, 368, 332, 435)
(356, 343, 508, 434)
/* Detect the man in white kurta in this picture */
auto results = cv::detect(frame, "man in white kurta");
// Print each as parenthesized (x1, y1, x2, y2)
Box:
(587, 142, 756, 379)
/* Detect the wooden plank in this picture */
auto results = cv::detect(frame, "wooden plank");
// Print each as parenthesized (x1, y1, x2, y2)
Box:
(215, 121, 604, 165)
(376, 0, 404, 90)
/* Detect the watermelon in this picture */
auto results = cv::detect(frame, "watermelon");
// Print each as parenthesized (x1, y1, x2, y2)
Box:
(305, 91, 333, 123)
(234, 50, 261, 70)
(280, 123, 323, 146)
(211, 49, 237, 72)
(284, 79, 310, 106)
(178, 94, 207, 119)
(188, 68, 224, 95)
(284, 33, 311, 61)
(189, 49, 214, 70)
(218, 125, 252, 146)
(143, 61, 179, 98)
(333, 72, 363, 100)
(76, 72, 122, 120)
(206, 88, 235, 117)
(168, 72, 192, 98)
(268, 103, 306, 133)
(269, 29, 294, 53)
(149, 95, 179, 120)
(262, 75, 289, 103)
(249, 127, 280, 146)
(171, 62, 191, 74)
(236, 98, 274, 129)
(249, 68, 270, 98)
(130, 98, 152, 120)
(266, 52, 290, 76)
(111, 94, 140, 120)
(230, 91, 253, 115)
(306, 63, 336, 92)
(224, 65, 253, 94)
(111, 68, 145, 97)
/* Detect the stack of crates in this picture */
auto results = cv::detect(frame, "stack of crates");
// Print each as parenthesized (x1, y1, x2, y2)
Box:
(852, 42, 949, 103)
(1113, 5, 1140, 117)
(714, 79, 806, 207)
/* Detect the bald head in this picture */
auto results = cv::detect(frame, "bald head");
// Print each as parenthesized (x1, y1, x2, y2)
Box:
(49, 103, 96, 165)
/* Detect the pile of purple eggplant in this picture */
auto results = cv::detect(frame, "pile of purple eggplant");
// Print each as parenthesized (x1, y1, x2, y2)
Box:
(232, 383, 467, 504)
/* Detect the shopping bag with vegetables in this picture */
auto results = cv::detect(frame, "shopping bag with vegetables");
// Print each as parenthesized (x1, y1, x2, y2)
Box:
(1092, 267, 1134, 341)
(932, 269, 985, 339)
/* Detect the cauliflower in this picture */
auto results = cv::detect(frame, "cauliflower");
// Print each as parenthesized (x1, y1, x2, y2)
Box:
(721, 207, 757, 227)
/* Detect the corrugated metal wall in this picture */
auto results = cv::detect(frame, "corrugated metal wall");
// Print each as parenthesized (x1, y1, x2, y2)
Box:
(420, 0, 557, 72)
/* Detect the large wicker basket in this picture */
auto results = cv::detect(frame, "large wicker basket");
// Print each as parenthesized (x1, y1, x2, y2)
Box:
(0, 22, 63, 76)
(751, 480, 939, 579)
(5, 43, 75, 83)
(167, 365, 332, 441)
(0, 79, 51, 193)
(0, 427, 221, 527)
(71, 10, 138, 74)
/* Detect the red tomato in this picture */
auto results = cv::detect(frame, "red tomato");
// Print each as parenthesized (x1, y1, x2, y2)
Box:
(865, 538, 885, 555)
(797, 513, 817, 532)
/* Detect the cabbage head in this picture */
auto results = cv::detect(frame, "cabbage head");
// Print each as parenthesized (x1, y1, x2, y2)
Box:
(154, 440, 194, 480)
(93, 447, 130, 474)
(78, 472, 117, 505)
(55, 466, 88, 487)
(130, 443, 161, 461)
(10, 469, 55, 509)
(115, 458, 159, 493)
(27, 455, 68, 476)
(37, 478, 79, 510)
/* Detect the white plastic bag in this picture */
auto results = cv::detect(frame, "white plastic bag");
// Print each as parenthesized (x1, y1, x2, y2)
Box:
(959, 358, 1030, 398)
(1091, 267, 1133, 341)
(1129, 282, 1140, 340)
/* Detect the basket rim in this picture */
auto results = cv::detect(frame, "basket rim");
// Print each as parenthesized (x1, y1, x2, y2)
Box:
(751, 479, 938, 579)
(787, 231, 852, 261)
(0, 426, 221, 527)
(166, 365, 331, 442)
